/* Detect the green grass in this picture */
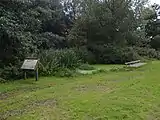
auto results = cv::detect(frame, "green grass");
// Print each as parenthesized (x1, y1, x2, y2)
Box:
(91, 64, 124, 70)
(1, 61, 160, 120)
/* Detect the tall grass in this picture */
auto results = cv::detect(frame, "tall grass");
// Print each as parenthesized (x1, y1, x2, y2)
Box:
(39, 49, 82, 76)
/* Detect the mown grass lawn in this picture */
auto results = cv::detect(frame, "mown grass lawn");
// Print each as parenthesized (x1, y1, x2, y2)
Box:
(1, 61, 160, 120)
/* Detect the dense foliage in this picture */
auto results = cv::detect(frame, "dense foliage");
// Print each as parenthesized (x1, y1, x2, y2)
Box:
(39, 49, 81, 76)
(1, 0, 160, 80)
(0, 0, 70, 79)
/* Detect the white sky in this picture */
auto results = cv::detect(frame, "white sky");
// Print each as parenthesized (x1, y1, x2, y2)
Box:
(150, 0, 160, 4)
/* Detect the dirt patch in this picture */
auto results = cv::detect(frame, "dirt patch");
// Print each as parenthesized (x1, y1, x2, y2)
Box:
(112, 74, 144, 83)
(95, 83, 110, 92)
(0, 87, 40, 100)
(0, 108, 26, 120)
(73, 85, 88, 91)
(0, 98, 57, 119)
(147, 106, 160, 120)
(147, 112, 160, 120)
(72, 83, 110, 93)
(34, 99, 57, 107)
(0, 92, 15, 100)
(0, 85, 54, 100)
(147, 115, 156, 120)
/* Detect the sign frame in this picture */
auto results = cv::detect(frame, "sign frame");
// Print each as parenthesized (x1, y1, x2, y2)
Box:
(21, 57, 39, 81)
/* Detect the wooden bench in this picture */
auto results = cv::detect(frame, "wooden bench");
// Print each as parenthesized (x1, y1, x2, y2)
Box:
(125, 60, 146, 68)
(125, 60, 141, 65)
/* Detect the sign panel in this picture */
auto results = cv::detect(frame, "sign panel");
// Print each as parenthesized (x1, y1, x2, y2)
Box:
(21, 59, 38, 70)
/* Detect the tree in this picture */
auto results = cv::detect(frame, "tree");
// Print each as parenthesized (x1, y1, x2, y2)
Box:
(69, 0, 144, 46)
(145, 4, 160, 37)
(0, 0, 68, 79)
(67, 0, 149, 63)
(144, 4, 160, 49)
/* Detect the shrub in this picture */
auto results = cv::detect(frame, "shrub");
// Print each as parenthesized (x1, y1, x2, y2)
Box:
(55, 49, 81, 69)
(73, 47, 96, 64)
(78, 64, 95, 70)
(134, 47, 160, 59)
(151, 35, 160, 50)
(88, 45, 140, 64)
(0, 77, 6, 83)
(122, 47, 141, 62)
(0, 64, 23, 80)
(39, 49, 82, 76)
(54, 68, 74, 77)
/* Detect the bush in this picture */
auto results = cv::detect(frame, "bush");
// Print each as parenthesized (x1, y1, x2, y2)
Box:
(73, 47, 96, 64)
(88, 45, 140, 64)
(0, 64, 24, 80)
(39, 49, 82, 76)
(135, 47, 160, 59)
(54, 68, 74, 77)
(122, 47, 141, 62)
(0, 77, 7, 83)
(78, 64, 95, 70)
(151, 35, 160, 50)
(0, 48, 84, 80)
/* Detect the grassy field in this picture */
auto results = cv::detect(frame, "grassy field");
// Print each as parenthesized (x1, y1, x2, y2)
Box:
(1, 61, 160, 120)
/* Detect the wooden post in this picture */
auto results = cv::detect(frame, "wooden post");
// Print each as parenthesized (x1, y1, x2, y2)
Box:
(35, 68, 38, 81)
(24, 71, 27, 80)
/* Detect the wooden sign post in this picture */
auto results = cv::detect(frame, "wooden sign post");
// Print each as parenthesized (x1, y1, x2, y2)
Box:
(21, 58, 39, 81)
(35, 68, 38, 81)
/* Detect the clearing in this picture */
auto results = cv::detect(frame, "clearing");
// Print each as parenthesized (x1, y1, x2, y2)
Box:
(1, 61, 160, 120)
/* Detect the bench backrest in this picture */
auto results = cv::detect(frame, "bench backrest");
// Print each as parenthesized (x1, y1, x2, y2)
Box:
(125, 60, 141, 65)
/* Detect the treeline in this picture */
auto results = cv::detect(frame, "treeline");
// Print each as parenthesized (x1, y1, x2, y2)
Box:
(0, 0, 160, 80)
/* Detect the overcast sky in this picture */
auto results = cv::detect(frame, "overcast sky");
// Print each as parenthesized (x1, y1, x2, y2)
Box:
(150, 0, 160, 4)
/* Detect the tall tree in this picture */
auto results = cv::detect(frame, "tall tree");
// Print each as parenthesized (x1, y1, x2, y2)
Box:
(144, 4, 160, 50)
(0, 0, 66, 67)
(145, 4, 160, 37)
(68, 0, 145, 46)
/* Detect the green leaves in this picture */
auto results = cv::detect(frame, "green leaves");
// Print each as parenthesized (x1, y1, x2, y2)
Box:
(69, 0, 140, 47)
(0, 0, 69, 80)
(39, 49, 82, 76)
